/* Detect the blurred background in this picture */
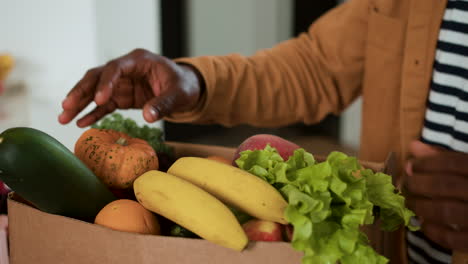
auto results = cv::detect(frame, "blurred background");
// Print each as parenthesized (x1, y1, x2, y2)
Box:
(0, 0, 359, 155)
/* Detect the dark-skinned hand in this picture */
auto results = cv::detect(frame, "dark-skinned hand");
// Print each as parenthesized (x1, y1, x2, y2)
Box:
(406, 140, 468, 252)
(58, 48, 202, 127)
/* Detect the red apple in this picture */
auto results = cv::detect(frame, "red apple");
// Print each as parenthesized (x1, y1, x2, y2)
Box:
(242, 219, 283, 241)
(0, 181, 9, 195)
(232, 134, 301, 165)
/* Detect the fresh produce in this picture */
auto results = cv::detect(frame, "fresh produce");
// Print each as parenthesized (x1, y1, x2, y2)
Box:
(232, 134, 300, 165)
(0, 127, 116, 222)
(242, 219, 283, 242)
(0, 53, 14, 95)
(0, 54, 14, 81)
(169, 224, 199, 238)
(0, 181, 9, 214)
(236, 145, 418, 264)
(75, 128, 159, 189)
(169, 205, 251, 239)
(167, 157, 288, 224)
(95, 199, 160, 235)
(134, 170, 248, 251)
(92, 113, 175, 171)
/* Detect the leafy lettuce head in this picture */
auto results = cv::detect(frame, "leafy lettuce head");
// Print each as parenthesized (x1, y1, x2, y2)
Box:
(236, 145, 417, 264)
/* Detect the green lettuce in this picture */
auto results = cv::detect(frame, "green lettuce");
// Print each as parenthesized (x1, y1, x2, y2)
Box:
(236, 145, 417, 264)
(91, 113, 173, 156)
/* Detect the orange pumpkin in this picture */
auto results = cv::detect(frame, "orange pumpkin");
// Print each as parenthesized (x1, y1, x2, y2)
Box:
(74, 128, 159, 189)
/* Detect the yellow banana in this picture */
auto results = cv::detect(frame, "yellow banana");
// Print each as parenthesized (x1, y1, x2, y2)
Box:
(167, 157, 288, 224)
(0, 54, 14, 81)
(133, 170, 248, 251)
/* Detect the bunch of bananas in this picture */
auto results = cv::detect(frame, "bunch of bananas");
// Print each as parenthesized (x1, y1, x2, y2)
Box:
(134, 157, 288, 251)
(0, 54, 14, 81)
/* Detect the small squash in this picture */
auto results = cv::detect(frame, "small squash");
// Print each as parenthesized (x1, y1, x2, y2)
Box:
(74, 128, 159, 189)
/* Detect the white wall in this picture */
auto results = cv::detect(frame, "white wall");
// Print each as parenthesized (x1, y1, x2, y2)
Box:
(253, 0, 292, 52)
(339, 97, 362, 150)
(0, 0, 161, 150)
(95, 0, 161, 63)
(0, 0, 99, 150)
(0, 0, 98, 103)
(188, 0, 292, 56)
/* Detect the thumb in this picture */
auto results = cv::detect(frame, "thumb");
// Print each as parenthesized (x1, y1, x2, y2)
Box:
(409, 140, 440, 158)
(142, 94, 177, 123)
(406, 140, 440, 178)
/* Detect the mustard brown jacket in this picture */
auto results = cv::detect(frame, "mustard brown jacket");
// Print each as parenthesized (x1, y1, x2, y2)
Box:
(169, 0, 448, 262)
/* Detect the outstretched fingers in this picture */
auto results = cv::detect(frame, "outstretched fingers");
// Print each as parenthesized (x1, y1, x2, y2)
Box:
(59, 67, 102, 124)
(76, 101, 118, 128)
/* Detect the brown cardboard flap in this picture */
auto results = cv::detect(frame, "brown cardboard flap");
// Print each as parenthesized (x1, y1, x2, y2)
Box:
(0, 230, 7, 264)
(453, 252, 468, 264)
(7, 195, 302, 264)
(166, 141, 386, 172)
(167, 141, 237, 160)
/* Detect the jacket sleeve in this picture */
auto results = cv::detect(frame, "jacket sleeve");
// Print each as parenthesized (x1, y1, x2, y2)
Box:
(166, 0, 370, 127)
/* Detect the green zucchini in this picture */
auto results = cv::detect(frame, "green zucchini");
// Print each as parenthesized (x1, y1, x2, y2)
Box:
(0, 127, 116, 222)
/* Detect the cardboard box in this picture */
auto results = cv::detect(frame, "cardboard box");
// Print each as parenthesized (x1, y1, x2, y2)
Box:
(0, 229, 7, 264)
(7, 142, 390, 264)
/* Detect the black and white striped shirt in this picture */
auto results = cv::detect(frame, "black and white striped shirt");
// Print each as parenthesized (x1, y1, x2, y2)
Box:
(407, 0, 468, 263)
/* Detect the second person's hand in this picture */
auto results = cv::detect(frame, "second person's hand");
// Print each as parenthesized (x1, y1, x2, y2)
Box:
(58, 48, 202, 127)
(405, 141, 468, 252)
